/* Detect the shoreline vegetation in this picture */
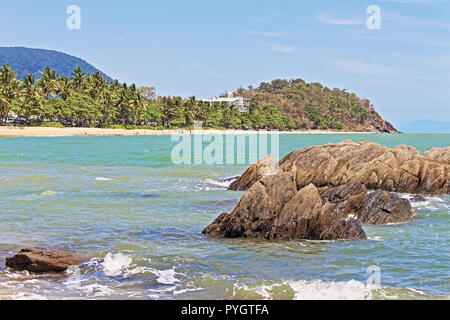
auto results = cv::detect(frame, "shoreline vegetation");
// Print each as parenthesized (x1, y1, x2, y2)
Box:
(0, 63, 398, 134)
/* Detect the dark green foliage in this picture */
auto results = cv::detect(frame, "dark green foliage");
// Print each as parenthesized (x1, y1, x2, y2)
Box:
(239, 78, 396, 132)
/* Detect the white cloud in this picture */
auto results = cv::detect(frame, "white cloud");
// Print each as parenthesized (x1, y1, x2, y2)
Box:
(316, 13, 363, 26)
(264, 43, 295, 54)
(113, 36, 124, 41)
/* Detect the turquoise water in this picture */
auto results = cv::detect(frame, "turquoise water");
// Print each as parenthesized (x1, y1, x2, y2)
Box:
(0, 133, 448, 300)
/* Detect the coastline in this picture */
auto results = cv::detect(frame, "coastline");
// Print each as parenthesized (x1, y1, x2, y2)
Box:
(0, 126, 380, 138)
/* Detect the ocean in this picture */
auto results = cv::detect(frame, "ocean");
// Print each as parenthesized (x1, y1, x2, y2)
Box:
(0, 133, 448, 300)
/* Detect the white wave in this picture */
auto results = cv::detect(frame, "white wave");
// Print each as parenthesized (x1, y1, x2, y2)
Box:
(40, 190, 57, 197)
(99, 253, 182, 286)
(233, 279, 374, 300)
(10, 292, 48, 300)
(101, 253, 133, 277)
(173, 287, 203, 295)
(398, 193, 448, 212)
(288, 279, 374, 300)
(95, 177, 113, 181)
(203, 177, 237, 188)
(147, 267, 181, 285)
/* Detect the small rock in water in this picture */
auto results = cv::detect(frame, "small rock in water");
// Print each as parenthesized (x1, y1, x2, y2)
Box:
(409, 195, 427, 202)
(5, 248, 87, 273)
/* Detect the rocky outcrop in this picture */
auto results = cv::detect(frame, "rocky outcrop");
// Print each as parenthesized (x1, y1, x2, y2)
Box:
(206, 172, 297, 238)
(204, 173, 367, 241)
(319, 184, 415, 225)
(229, 155, 277, 191)
(205, 175, 419, 241)
(268, 184, 366, 241)
(231, 141, 450, 195)
(358, 191, 415, 225)
(5, 248, 86, 273)
(423, 148, 450, 164)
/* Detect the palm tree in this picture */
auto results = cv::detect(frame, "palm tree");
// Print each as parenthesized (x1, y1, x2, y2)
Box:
(0, 64, 19, 122)
(17, 74, 43, 121)
(72, 66, 87, 90)
(57, 76, 74, 100)
(38, 67, 58, 98)
(89, 72, 113, 123)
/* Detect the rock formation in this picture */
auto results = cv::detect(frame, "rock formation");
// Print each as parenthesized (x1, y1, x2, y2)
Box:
(357, 190, 415, 225)
(229, 141, 450, 196)
(212, 141, 447, 241)
(205, 173, 367, 241)
(207, 176, 417, 240)
(5, 248, 86, 273)
(229, 155, 277, 191)
(319, 184, 415, 225)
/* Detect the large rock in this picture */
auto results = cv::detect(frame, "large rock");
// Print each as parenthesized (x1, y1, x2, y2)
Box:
(319, 183, 368, 219)
(319, 184, 415, 225)
(358, 190, 415, 225)
(5, 248, 86, 273)
(229, 155, 277, 191)
(204, 173, 367, 241)
(269, 184, 366, 241)
(208, 172, 297, 238)
(232, 141, 449, 195)
(423, 148, 450, 164)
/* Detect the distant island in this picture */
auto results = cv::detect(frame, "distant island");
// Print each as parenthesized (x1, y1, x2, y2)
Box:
(0, 47, 397, 133)
(401, 120, 450, 134)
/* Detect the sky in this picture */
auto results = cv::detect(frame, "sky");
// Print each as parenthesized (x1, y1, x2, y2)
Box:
(0, 0, 449, 129)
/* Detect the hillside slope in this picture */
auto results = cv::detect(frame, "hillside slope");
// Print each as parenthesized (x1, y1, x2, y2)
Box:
(239, 79, 397, 133)
(0, 47, 112, 81)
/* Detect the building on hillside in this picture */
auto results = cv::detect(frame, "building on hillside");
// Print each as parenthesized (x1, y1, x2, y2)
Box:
(201, 91, 250, 113)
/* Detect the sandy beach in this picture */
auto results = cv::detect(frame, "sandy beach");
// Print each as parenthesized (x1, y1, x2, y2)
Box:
(0, 126, 379, 138)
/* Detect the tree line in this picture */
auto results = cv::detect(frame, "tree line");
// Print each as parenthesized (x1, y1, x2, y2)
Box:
(0, 64, 293, 130)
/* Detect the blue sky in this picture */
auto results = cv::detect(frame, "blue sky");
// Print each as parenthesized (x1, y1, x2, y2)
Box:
(1, 0, 449, 128)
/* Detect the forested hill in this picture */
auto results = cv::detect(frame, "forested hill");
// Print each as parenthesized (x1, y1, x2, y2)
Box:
(0, 47, 112, 81)
(238, 79, 397, 133)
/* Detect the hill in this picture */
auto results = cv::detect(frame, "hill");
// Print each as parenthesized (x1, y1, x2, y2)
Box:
(0, 47, 112, 81)
(401, 120, 450, 134)
(238, 79, 397, 133)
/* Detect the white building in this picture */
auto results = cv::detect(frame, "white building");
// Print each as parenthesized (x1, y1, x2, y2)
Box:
(201, 92, 250, 113)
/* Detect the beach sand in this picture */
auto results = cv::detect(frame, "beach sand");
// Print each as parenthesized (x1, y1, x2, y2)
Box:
(0, 126, 378, 138)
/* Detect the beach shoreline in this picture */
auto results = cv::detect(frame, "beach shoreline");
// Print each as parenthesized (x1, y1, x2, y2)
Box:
(0, 126, 380, 138)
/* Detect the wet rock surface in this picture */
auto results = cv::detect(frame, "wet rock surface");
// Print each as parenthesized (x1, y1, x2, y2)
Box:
(5, 248, 86, 273)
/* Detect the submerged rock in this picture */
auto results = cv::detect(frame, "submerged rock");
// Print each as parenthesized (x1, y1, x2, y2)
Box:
(231, 141, 450, 195)
(229, 155, 277, 191)
(5, 248, 86, 273)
